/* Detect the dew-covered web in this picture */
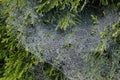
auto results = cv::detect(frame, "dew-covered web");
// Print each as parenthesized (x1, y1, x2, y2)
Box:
(8, 0, 119, 80)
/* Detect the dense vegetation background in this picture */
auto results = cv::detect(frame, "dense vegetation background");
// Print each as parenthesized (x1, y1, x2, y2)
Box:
(0, 0, 120, 80)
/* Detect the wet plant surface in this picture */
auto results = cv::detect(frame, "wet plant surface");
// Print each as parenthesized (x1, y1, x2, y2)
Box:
(0, 0, 120, 80)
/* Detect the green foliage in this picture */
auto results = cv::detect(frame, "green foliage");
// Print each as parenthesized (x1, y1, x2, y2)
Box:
(56, 13, 76, 30)
(0, 0, 67, 80)
(0, 14, 38, 80)
(90, 18, 120, 80)
(35, 0, 85, 30)
(35, 0, 82, 30)
(112, 18, 120, 39)
(44, 63, 67, 80)
(35, 0, 116, 30)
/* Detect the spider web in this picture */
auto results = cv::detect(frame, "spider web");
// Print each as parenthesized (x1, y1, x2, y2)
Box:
(8, 0, 119, 80)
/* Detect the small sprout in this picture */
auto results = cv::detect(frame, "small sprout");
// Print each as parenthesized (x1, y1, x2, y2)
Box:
(112, 29, 120, 38)
(100, 31, 107, 38)
(102, 11, 106, 16)
(81, 0, 87, 11)
(91, 15, 98, 24)
(112, 32, 117, 38)
(91, 29, 97, 35)
(112, 24, 116, 30)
